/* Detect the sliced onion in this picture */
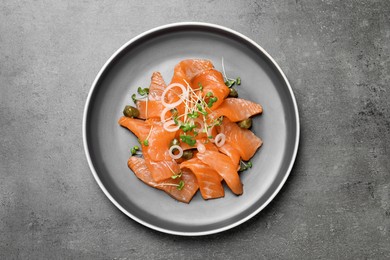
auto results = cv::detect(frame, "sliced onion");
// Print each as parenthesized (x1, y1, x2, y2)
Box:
(163, 120, 180, 132)
(169, 145, 183, 160)
(214, 133, 226, 147)
(161, 83, 187, 108)
(160, 107, 172, 122)
(197, 142, 206, 153)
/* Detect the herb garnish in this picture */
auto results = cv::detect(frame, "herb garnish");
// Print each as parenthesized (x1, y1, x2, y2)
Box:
(238, 160, 253, 172)
(137, 87, 149, 96)
(130, 145, 139, 155)
(177, 180, 185, 190)
(180, 135, 196, 146)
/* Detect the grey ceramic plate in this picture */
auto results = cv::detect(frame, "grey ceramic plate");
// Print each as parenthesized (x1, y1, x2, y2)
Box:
(83, 22, 299, 236)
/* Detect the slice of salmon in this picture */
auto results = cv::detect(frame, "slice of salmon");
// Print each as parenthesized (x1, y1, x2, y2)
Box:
(209, 98, 263, 122)
(221, 118, 262, 161)
(170, 59, 214, 87)
(146, 122, 176, 161)
(128, 156, 198, 203)
(180, 158, 224, 200)
(161, 168, 199, 203)
(218, 142, 241, 170)
(196, 150, 243, 195)
(118, 116, 151, 140)
(142, 146, 180, 182)
(136, 100, 165, 119)
(148, 72, 166, 101)
(192, 69, 230, 110)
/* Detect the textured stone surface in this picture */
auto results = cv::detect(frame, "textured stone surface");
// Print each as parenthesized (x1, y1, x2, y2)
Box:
(1, 0, 389, 259)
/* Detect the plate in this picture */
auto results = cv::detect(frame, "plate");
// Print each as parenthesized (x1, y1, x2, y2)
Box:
(83, 22, 299, 236)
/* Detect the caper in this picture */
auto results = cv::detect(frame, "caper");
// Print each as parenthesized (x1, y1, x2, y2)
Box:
(123, 105, 140, 118)
(169, 138, 180, 147)
(228, 88, 238, 98)
(238, 118, 252, 129)
(182, 150, 194, 160)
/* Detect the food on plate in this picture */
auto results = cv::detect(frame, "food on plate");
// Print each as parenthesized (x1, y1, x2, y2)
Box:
(119, 59, 263, 203)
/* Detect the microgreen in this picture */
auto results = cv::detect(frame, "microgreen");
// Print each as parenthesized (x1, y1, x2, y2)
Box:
(198, 82, 203, 91)
(131, 94, 137, 103)
(130, 145, 139, 155)
(206, 91, 213, 97)
(137, 87, 149, 96)
(239, 160, 253, 172)
(143, 140, 149, 146)
(177, 180, 185, 190)
(171, 172, 182, 179)
(225, 79, 236, 88)
(213, 116, 224, 126)
(236, 77, 241, 85)
(207, 97, 218, 108)
(180, 123, 196, 132)
(188, 111, 199, 119)
(180, 135, 196, 146)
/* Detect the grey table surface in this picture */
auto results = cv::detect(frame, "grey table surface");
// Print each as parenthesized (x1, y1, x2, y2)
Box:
(1, 0, 389, 259)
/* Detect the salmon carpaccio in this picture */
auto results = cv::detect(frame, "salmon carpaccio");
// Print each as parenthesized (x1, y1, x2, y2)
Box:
(119, 59, 263, 203)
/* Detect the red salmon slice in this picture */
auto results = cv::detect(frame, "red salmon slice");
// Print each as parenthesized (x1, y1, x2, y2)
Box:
(148, 72, 166, 101)
(217, 142, 241, 170)
(143, 150, 180, 182)
(145, 122, 176, 161)
(209, 98, 263, 122)
(180, 158, 224, 200)
(221, 118, 262, 161)
(192, 69, 230, 110)
(118, 116, 151, 140)
(136, 100, 165, 119)
(196, 150, 243, 195)
(128, 156, 198, 203)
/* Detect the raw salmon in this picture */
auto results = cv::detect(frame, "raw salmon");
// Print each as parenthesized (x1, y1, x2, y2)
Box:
(119, 117, 179, 181)
(192, 69, 230, 109)
(120, 59, 263, 202)
(170, 59, 214, 86)
(197, 150, 243, 195)
(128, 156, 198, 203)
(148, 72, 166, 101)
(118, 116, 151, 140)
(218, 142, 241, 170)
(220, 118, 262, 161)
(180, 158, 224, 200)
(136, 100, 165, 119)
(209, 98, 263, 122)
(145, 122, 176, 161)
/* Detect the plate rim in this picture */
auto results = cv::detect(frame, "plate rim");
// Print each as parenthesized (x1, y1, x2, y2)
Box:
(82, 22, 300, 236)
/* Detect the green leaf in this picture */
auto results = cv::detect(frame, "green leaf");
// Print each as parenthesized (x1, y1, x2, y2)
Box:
(188, 111, 199, 119)
(207, 97, 218, 108)
(177, 180, 185, 190)
(225, 79, 235, 88)
(198, 82, 203, 91)
(171, 172, 182, 179)
(137, 87, 149, 96)
(143, 140, 149, 146)
(180, 123, 196, 132)
(247, 161, 252, 168)
(180, 135, 196, 146)
(236, 77, 241, 85)
(130, 145, 140, 155)
(131, 94, 137, 103)
(206, 91, 213, 97)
